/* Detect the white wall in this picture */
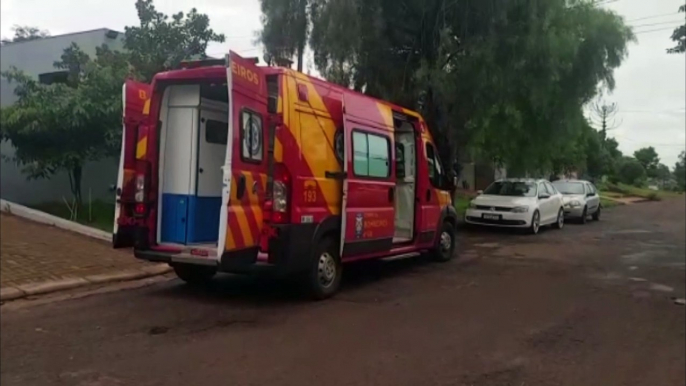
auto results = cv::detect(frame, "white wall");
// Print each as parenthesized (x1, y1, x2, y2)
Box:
(0, 29, 124, 205)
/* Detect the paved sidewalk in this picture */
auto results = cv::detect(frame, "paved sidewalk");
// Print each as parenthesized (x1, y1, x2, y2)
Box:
(1, 214, 160, 291)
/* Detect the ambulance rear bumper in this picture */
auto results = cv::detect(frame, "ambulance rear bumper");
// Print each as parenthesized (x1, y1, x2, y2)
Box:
(133, 223, 318, 275)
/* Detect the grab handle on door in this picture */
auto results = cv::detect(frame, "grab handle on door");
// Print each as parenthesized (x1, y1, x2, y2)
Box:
(426, 189, 431, 202)
(388, 187, 395, 203)
(237, 175, 246, 199)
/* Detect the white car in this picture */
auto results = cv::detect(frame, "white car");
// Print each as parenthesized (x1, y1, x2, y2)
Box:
(464, 178, 565, 234)
(551, 179, 601, 223)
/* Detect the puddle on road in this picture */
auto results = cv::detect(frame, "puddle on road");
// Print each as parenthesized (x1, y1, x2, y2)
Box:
(473, 242, 500, 248)
(649, 283, 674, 293)
(607, 230, 653, 235)
(588, 271, 624, 281)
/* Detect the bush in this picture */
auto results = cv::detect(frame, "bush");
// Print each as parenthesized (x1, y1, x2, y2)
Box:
(616, 157, 647, 186)
(646, 192, 661, 201)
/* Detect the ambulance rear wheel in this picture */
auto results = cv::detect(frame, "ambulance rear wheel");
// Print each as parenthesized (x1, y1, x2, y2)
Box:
(306, 237, 342, 300)
(173, 263, 216, 286)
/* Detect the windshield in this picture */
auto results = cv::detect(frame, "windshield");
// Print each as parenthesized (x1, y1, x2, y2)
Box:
(552, 182, 585, 195)
(483, 181, 537, 197)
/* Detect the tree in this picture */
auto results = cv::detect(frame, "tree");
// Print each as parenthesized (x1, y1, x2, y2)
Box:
(667, 5, 685, 54)
(0, 45, 129, 203)
(675, 151, 685, 191)
(633, 146, 660, 177)
(261, 0, 635, 172)
(589, 100, 620, 141)
(655, 163, 671, 188)
(124, 0, 226, 81)
(1, 25, 50, 44)
(258, 0, 309, 71)
(616, 157, 647, 186)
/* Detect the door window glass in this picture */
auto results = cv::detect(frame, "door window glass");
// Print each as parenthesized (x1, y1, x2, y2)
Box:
(425, 143, 443, 187)
(205, 119, 228, 145)
(352, 131, 390, 178)
(241, 110, 263, 162)
(538, 183, 548, 196)
(586, 183, 596, 195)
(545, 182, 557, 195)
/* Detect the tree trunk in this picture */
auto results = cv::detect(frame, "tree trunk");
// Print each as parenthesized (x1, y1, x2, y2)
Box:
(68, 164, 83, 205)
(296, 44, 304, 72)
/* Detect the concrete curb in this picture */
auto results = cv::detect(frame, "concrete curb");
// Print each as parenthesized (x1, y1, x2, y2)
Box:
(0, 199, 111, 242)
(0, 264, 173, 302)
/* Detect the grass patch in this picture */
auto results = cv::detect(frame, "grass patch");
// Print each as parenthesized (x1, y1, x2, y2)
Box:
(30, 199, 115, 232)
(600, 196, 621, 209)
(453, 189, 476, 217)
(600, 182, 682, 201)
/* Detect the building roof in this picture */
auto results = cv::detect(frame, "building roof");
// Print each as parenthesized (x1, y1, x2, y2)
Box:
(1, 28, 122, 47)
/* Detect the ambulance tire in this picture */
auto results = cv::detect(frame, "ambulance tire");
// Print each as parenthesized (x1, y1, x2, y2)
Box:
(173, 263, 216, 286)
(305, 236, 342, 300)
(431, 222, 456, 262)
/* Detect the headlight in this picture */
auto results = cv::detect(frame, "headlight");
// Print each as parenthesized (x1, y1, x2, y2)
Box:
(512, 206, 529, 213)
(570, 200, 581, 207)
(469, 201, 477, 209)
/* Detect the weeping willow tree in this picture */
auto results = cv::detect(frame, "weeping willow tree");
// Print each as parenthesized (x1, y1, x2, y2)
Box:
(259, 0, 634, 174)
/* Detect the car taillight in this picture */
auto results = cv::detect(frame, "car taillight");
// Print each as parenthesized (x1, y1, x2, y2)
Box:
(135, 203, 146, 215)
(135, 174, 145, 203)
(271, 164, 290, 223)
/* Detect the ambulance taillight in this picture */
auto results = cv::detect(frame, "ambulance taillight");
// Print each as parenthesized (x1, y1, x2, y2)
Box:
(272, 164, 290, 223)
(134, 174, 146, 216)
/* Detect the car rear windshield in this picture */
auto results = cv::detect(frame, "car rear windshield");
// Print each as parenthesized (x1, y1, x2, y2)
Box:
(552, 182, 585, 195)
(483, 181, 537, 197)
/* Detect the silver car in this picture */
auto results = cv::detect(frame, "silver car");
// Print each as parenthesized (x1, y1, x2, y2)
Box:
(551, 180, 601, 223)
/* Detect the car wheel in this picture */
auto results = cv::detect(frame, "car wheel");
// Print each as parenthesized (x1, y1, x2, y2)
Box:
(431, 222, 456, 262)
(305, 237, 342, 300)
(553, 208, 564, 229)
(529, 210, 541, 235)
(580, 206, 588, 224)
(592, 205, 601, 221)
(173, 263, 216, 286)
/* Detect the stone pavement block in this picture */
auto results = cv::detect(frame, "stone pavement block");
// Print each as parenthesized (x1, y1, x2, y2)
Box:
(0, 287, 26, 301)
(17, 278, 90, 296)
(1, 214, 164, 296)
(85, 270, 151, 284)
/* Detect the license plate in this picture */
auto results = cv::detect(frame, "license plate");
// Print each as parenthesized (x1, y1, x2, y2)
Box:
(483, 213, 501, 220)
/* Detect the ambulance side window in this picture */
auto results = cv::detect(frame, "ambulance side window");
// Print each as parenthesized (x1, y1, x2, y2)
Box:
(240, 109, 263, 163)
(353, 131, 390, 178)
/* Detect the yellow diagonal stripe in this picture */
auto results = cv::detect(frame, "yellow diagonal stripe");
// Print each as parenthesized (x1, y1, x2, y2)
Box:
(233, 206, 254, 246)
(136, 137, 147, 159)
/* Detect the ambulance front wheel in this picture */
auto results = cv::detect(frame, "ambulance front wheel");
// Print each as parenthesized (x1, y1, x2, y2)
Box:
(431, 222, 456, 262)
(172, 263, 216, 286)
(306, 237, 342, 300)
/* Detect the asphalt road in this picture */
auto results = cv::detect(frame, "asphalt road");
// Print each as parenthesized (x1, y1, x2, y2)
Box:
(2, 199, 684, 386)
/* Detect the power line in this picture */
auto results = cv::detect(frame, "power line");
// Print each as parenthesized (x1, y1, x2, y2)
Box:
(630, 20, 685, 28)
(594, 0, 620, 6)
(621, 109, 686, 115)
(633, 26, 680, 35)
(627, 12, 681, 23)
(613, 134, 686, 147)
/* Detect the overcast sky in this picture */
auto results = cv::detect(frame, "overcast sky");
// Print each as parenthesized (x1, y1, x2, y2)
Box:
(2, 0, 684, 167)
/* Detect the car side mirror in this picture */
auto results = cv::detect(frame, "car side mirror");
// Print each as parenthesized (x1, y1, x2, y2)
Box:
(539, 193, 550, 200)
(586, 192, 594, 197)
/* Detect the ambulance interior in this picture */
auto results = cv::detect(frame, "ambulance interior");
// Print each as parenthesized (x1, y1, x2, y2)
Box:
(393, 120, 416, 243)
(157, 82, 229, 247)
